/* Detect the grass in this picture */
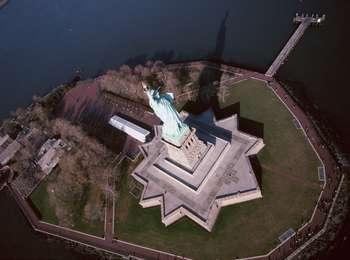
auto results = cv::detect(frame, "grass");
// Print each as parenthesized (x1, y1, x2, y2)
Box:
(67, 183, 105, 237)
(30, 169, 59, 225)
(30, 168, 105, 237)
(114, 78, 322, 259)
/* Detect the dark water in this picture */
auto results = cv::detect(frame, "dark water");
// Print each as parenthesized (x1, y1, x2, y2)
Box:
(0, 0, 349, 258)
(0, 188, 97, 259)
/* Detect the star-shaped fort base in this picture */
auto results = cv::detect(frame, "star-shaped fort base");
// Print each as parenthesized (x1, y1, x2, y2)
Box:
(132, 109, 264, 231)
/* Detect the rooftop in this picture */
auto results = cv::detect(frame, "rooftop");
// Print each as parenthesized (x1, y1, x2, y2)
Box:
(109, 115, 150, 143)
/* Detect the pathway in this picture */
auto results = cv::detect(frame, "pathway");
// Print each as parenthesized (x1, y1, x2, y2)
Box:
(104, 174, 115, 242)
(8, 184, 187, 259)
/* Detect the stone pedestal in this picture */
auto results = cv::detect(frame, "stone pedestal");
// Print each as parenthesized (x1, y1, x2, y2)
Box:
(132, 113, 264, 231)
(163, 128, 207, 170)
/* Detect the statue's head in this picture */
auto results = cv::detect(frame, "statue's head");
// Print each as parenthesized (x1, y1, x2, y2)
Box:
(141, 81, 149, 91)
(142, 81, 160, 100)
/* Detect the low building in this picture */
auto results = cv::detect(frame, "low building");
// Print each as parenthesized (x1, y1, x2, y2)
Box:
(0, 134, 21, 166)
(0, 134, 10, 147)
(109, 115, 150, 143)
(18, 128, 48, 153)
(12, 138, 67, 197)
(37, 138, 66, 175)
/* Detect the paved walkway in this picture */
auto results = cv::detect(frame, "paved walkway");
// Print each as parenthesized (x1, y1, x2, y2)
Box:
(7, 185, 188, 259)
(104, 174, 115, 242)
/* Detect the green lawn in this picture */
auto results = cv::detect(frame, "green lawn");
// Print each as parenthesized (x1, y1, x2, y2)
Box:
(30, 171, 59, 225)
(30, 168, 105, 237)
(114, 78, 321, 259)
(66, 182, 105, 237)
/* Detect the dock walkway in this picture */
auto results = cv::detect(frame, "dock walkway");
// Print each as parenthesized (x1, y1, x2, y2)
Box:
(265, 14, 325, 78)
(265, 19, 311, 77)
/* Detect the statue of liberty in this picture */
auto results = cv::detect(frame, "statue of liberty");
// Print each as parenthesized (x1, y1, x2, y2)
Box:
(142, 81, 190, 145)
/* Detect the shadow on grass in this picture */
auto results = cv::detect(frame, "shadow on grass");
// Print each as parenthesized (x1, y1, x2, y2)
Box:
(183, 99, 264, 139)
(249, 155, 263, 190)
(27, 198, 46, 221)
(240, 117, 264, 139)
(226, 101, 264, 139)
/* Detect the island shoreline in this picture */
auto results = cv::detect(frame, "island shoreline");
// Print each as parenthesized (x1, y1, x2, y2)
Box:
(1, 60, 345, 259)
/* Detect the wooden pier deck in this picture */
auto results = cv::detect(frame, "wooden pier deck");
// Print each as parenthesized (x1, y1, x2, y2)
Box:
(265, 14, 325, 78)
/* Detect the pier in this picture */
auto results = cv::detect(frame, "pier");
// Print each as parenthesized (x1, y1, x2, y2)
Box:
(265, 13, 325, 78)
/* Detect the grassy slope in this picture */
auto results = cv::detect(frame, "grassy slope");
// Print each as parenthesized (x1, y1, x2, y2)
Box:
(30, 176, 59, 225)
(69, 183, 105, 237)
(30, 170, 105, 237)
(119, 79, 320, 259)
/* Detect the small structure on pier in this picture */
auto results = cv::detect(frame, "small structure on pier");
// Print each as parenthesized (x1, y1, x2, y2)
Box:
(294, 13, 326, 25)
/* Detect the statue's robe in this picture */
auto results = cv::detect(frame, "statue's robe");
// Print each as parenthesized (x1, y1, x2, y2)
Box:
(145, 89, 188, 140)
